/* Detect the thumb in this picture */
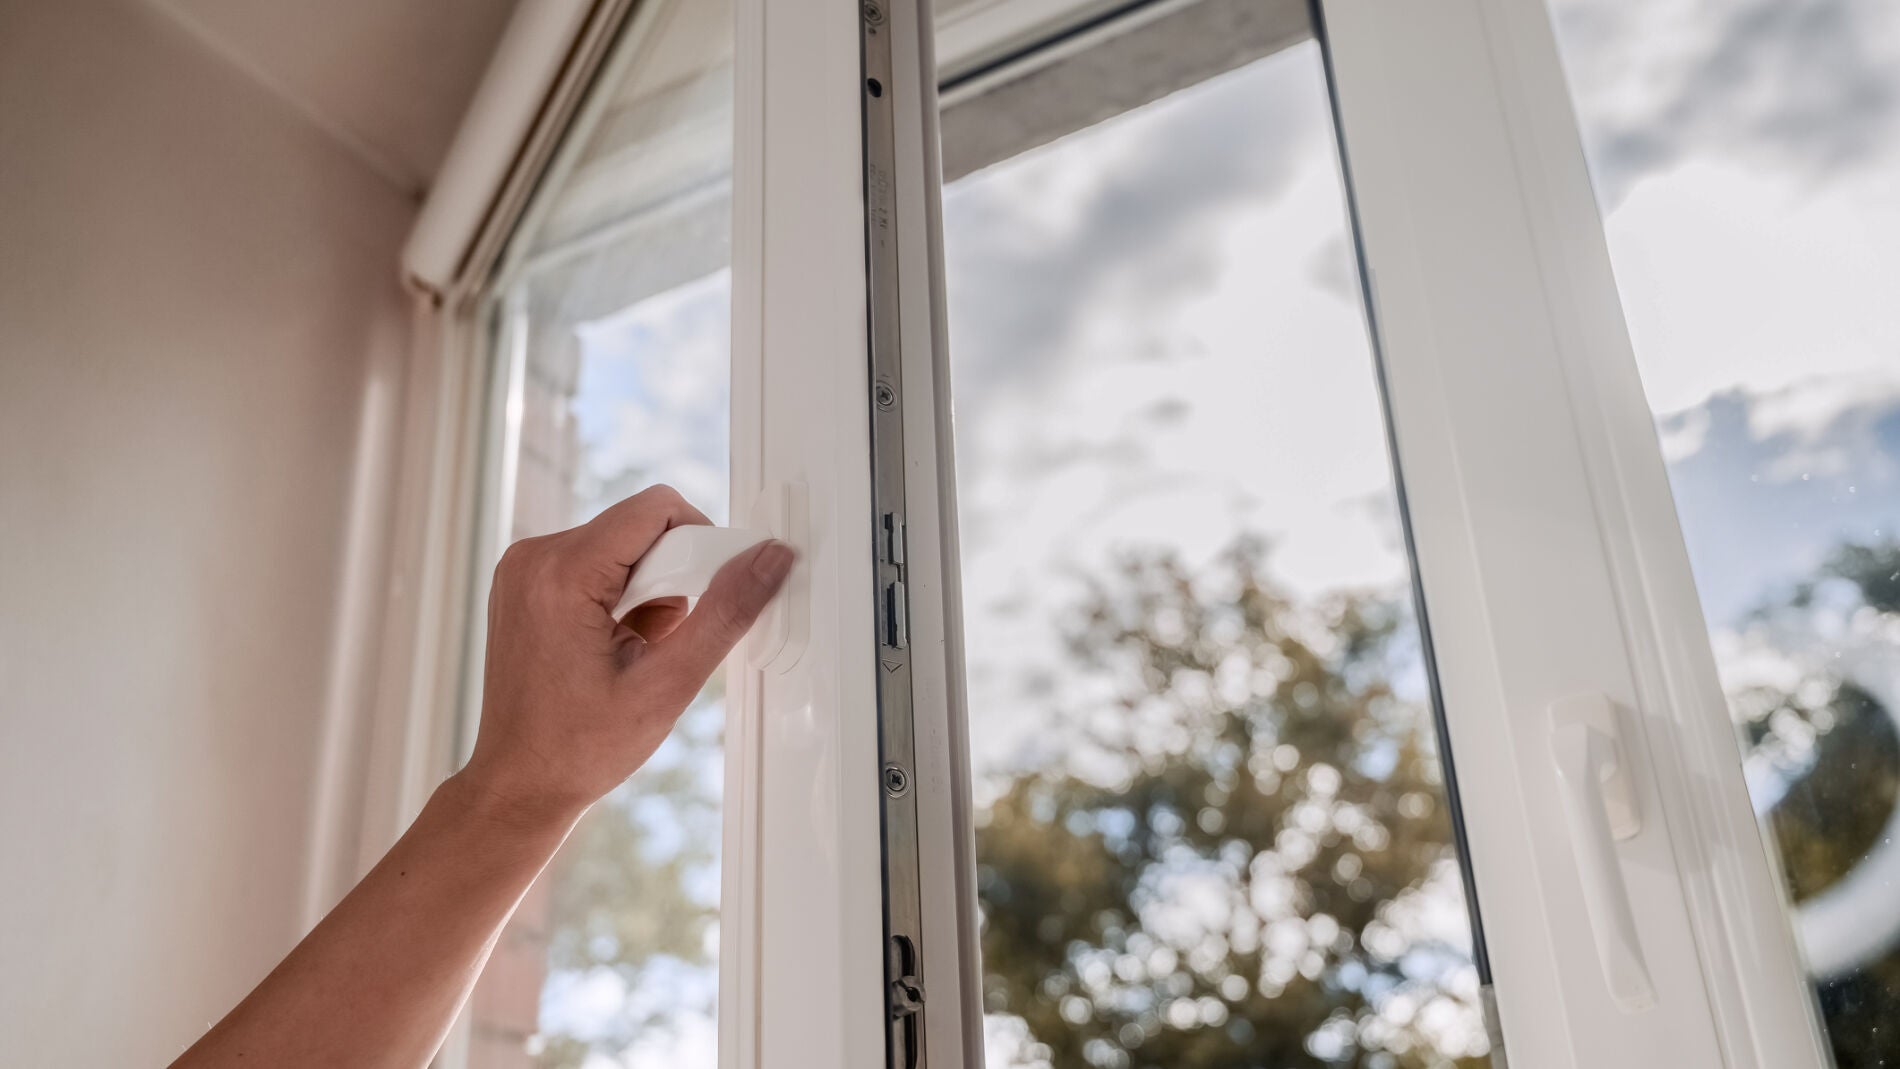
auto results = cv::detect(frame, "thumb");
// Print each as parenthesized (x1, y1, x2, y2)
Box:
(633, 540, 795, 703)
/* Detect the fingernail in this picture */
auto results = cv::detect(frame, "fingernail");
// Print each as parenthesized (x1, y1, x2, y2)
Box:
(751, 541, 795, 584)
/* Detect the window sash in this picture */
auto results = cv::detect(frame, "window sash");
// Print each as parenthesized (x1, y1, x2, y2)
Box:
(1318, 0, 1825, 1065)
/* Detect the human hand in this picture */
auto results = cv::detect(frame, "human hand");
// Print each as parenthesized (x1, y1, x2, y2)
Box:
(459, 485, 793, 823)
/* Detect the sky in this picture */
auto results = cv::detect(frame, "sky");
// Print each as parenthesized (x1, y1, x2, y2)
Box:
(522, 0, 1900, 1063)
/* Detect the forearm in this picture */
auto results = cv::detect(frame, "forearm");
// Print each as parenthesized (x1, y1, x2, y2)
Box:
(171, 772, 581, 1069)
(169, 489, 788, 1067)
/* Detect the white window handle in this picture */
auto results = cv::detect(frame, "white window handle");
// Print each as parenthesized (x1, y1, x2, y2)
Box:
(610, 482, 808, 673)
(1550, 693, 1658, 1012)
(611, 525, 773, 620)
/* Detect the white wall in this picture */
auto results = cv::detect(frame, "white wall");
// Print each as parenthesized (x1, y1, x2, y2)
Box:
(0, 1, 415, 1062)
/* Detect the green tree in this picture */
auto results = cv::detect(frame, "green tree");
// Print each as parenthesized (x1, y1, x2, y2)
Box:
(1826, 541, 1900, 617)
(977, 538, 1488, 1068)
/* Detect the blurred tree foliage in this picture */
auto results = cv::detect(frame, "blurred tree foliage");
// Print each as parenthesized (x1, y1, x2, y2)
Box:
(534, 690, 724, 1069)
(976, 538, 1488, 1068)
(1827, 540, 1900, 616)
(1735, 540, 1900, 1069)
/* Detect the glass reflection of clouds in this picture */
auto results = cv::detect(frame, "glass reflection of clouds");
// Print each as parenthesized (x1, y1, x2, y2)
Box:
(1550, 0, 1900, 1059)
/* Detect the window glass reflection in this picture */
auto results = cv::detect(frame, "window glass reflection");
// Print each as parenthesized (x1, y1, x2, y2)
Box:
(1546, 0, 1900, 1063)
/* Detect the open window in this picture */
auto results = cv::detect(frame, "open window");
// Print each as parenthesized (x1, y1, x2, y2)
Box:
(379, 1, 1877, 1067)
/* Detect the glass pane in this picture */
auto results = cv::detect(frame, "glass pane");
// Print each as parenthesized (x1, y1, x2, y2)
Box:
(941, 16, 1493, 1068)
(463, 2, 733, 1067)
(1544, 1, 1900, 1063)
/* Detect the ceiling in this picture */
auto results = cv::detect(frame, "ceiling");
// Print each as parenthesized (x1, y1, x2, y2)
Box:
(133, 0, 1190, 201)
(143, 0, 523, 197)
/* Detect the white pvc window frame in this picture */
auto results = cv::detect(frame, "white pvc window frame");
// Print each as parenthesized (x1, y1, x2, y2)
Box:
(371, 0, 1846, 1067)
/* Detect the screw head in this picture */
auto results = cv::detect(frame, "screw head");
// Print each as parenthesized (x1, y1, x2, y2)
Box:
(883, 764, 910, 797)
(875, 382, 896, 409)
(862, 1, 885, 26)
